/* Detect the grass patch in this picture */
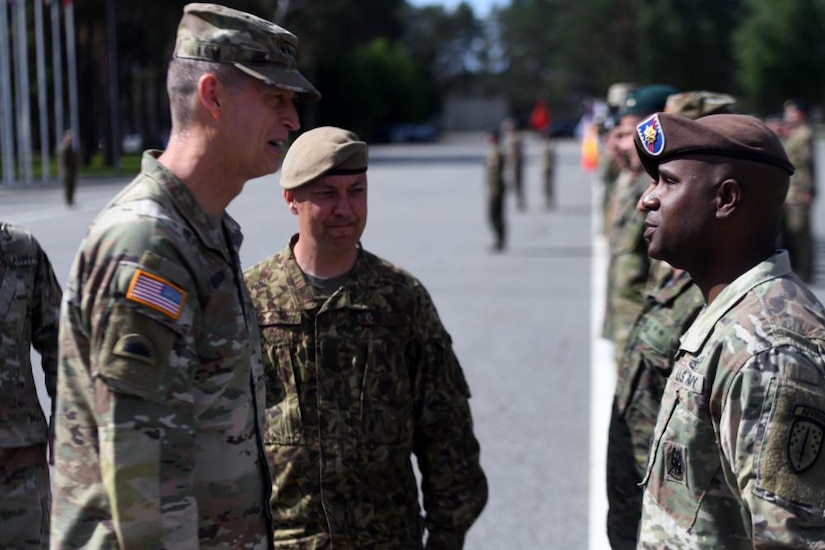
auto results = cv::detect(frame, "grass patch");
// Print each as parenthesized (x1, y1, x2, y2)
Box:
(1, 153, 143, 180)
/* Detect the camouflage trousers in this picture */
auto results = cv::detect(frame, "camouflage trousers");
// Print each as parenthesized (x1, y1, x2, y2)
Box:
(0, 444, 50, 550)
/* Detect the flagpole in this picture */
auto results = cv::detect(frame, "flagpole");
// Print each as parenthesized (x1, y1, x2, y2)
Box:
(64, 0, 79, 152)
(0, 0, 15, 184)
(35, 0, 49, 181)
(14, 0, 33, 183)
(50, 0, 64, 158)
(106, 0, 120, 170)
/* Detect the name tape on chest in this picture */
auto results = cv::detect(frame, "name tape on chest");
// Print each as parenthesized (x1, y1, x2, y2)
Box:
(671, 364, 705, 394)
(126, 269, 187, 320)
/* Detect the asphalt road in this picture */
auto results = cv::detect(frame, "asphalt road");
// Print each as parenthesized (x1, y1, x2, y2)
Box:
(18, 133, 825, 548)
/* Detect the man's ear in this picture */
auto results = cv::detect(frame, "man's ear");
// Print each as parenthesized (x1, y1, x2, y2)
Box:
(716, 178, 741, 219)
(284, 189, 298, 215)
(197, 73, 222, 119)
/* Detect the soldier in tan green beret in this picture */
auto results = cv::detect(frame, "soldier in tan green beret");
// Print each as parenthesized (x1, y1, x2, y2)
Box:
(633, 112, 825, 547)
(51, 4, 318, 548)
(245, 126, 488, 549)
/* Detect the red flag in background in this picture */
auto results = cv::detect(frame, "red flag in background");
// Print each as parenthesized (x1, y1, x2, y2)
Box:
(529, 100, 551, 133)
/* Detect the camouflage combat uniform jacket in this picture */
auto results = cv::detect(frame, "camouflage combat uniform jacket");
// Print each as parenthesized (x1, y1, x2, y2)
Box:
(606, 266, 702, 549)
(639, 251, 825, 548)
(245, 238, 488, 549)
(0, 222, 61, 448)
(52, 152, 272, 549)
(603, 169, 652, 357)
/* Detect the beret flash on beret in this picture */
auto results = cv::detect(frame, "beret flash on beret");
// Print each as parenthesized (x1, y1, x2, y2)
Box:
(634, 113, 795, 181)
(280, 127, 368, 190)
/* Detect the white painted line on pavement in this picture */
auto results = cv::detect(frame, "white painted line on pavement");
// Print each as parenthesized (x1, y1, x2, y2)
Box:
(589, 176, 615, 550)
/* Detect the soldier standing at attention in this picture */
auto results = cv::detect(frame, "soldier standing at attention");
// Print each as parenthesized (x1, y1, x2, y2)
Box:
(634, 112, 825, 547)
(244, 126, 488, 549)
(780, 98, 816, 282)
(0, 222, 61, 549)
(485, 127, 506, 251)
(58, 130, 78, 207)
(51, 4, 319, 548)
(605, 90, 736, 550)
(602, 84, 676, 361)
(502, 117, 526, 210)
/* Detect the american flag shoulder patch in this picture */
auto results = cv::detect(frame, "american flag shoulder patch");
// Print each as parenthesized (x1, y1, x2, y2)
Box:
(126, 269, 187, 320)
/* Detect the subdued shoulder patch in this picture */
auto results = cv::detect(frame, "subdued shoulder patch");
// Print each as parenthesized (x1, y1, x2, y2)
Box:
(126, 269, 187, 319)
(113, 334, 155, 366)
(758, 377, 825, 509)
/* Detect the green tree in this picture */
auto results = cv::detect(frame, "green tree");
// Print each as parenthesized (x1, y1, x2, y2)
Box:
(734, 0, 825, 113)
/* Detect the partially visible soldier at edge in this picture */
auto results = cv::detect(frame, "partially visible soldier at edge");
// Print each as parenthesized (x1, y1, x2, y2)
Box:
(634, 112, 825, 547)
(51, 3, 319, 548)
(780, 98, 816, 282)
(0, 222, 61, 550)
(605, 90, 736, 550)
(244, 126, 488, 549)
(602, 84, 676, 362)
(597, 82, 636, 234)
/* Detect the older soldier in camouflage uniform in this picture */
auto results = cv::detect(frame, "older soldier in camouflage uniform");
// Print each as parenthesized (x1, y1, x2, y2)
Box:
(605, 91, 735, 549)
(634, 112, 825, 547)
(51, 4, 319, 548)
(780, 98, 816, 282)
(245, 126, 488, 549)
(0, 222, 61, 549)
(602, 84, 676, 361)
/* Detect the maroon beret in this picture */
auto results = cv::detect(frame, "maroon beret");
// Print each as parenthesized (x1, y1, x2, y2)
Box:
(634, 113, 795, 180)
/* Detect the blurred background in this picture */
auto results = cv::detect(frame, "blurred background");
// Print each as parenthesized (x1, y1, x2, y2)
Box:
(2, 0, 825, 179)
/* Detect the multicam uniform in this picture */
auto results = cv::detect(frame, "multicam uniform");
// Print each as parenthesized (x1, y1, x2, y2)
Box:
(53, 152, 272, 548)
(486, 141, 506, 249)
(639, 251, 825, 548)
(245, 237, 488, 549)
(606, 263, 703, 549)
(603, 169, 653, 359)
(0, 222, 61, 549)
(782, 121, 815, 282)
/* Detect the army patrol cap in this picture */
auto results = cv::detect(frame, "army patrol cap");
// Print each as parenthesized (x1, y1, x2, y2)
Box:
(665, 91, 737, 119)
(280, 127, 368, 189)
(620, 84, 678, 117)
(634, 113, 795, 181)
(174, 3, 320, 102)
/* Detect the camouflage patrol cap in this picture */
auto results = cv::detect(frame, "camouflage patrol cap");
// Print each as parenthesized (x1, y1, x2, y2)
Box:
(634, 113, 795, 181)
(665, 91, 736, 119)
(280, 127, 368, 189)
(174, 3, 320, 102)
(620, 84, 678, 117)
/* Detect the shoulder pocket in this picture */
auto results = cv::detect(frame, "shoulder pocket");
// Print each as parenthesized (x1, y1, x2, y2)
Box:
(96, 302, 177, 402)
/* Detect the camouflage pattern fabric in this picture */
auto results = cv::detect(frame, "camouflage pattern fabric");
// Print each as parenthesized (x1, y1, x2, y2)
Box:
(782, 122, 815, 282)
(245, 237, 488, 549)
(503, 131, 525, 209)
(603, 170, 653, 358)
(486, 143, 506, 249)
(606, 265, 703, 549)
(638, 251, 825, 548)
(52, 151, 272, 549)
(598, 153, 622, 236)
(0, 222, 61, 549)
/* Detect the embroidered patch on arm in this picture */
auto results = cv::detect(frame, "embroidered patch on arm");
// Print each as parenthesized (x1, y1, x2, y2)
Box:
(126, 269, 187, 320)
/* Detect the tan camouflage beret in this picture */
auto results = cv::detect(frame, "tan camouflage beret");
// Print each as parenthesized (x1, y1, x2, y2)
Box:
(665, 91, 737, 119)
(280, 127, 368, 190)
(634, 113, 794, 181)
(174, 3, 320, 103)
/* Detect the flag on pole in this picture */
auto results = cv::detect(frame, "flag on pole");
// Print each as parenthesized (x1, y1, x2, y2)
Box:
(528, 100, 551, 134)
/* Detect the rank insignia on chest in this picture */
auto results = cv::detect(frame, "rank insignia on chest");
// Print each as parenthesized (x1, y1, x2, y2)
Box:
(126, 269, 187, 320)
(636, 114, 665, 156)
(788, 405, 825, 473)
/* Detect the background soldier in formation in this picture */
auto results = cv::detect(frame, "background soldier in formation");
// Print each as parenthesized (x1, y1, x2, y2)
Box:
(634, 112, 825, 547)
(485, 127, 506, 251)
(501, 118, 526, 211)
(58, 130, 78, 207)
(245, 126, 488, 549)
(51, 4, 319, 547)
(779, 98, 816, 282)
(605, 90, 736, 549)
(602, 84, 676, 362)
(0, 222, 61, 549)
